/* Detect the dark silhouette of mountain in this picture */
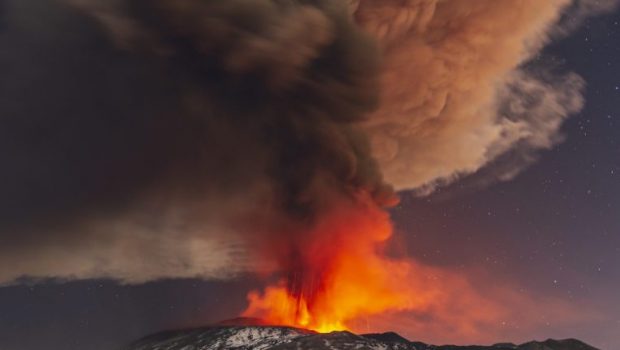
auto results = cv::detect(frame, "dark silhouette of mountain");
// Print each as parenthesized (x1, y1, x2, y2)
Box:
(363, 331, 411, 344)
(127, 325, 600, 350)
(517, 339, 598, 350)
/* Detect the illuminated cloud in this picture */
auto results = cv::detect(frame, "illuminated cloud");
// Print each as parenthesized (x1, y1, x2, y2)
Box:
(353, 0, 593, 191)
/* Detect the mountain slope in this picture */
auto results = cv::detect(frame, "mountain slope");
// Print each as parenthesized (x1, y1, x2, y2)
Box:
(127, 326, 600, 350)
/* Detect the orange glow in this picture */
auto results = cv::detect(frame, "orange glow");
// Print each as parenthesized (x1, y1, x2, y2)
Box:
(240, 192, 585, 341)
(242, 193, 417, 333)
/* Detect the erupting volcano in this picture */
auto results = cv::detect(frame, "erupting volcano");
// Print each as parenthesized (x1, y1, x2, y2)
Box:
(4, 0, 615, 347)
(242, 192, 416, 333)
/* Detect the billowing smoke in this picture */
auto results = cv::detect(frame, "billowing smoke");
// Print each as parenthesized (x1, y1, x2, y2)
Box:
(1, 0, 395, 283)
(0, 0, 616, 308)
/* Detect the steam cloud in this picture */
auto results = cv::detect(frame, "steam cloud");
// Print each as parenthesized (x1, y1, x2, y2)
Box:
(0, 0, 617, 288)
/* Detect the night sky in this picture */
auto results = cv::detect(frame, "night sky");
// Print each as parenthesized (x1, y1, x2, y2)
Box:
(1, 1, 619, 350)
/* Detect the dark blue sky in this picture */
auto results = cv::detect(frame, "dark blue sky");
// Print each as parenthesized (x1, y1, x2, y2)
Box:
(0, 2, 618, 350)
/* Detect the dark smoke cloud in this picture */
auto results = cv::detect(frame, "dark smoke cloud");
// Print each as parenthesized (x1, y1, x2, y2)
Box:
(0, 0, 617, 283)
(0, 0, 391, 283)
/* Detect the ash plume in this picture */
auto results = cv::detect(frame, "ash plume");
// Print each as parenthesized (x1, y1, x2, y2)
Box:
(0, 0, 616, 294)
(354, 0, 589, 191)
(0, 0, 391, 283)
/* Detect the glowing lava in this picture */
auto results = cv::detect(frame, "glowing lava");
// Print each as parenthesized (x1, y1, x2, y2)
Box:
(242, 193, 415, 333)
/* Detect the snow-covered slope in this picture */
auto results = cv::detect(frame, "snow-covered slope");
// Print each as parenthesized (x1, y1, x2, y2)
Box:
(127, 326, 600, 350)
(129, 326, 311, 350)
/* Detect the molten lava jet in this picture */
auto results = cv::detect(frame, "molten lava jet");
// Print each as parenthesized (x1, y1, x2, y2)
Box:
(242, 193, 415, 333)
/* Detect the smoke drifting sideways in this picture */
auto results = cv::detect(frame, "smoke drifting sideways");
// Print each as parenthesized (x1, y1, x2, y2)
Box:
(0, 0, 616, 287)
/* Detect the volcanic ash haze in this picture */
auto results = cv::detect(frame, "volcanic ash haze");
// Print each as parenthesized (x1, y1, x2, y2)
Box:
(0, 0, 616, 343)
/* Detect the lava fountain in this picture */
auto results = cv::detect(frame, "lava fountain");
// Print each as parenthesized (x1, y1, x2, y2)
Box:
(242, 192, 416, 333)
